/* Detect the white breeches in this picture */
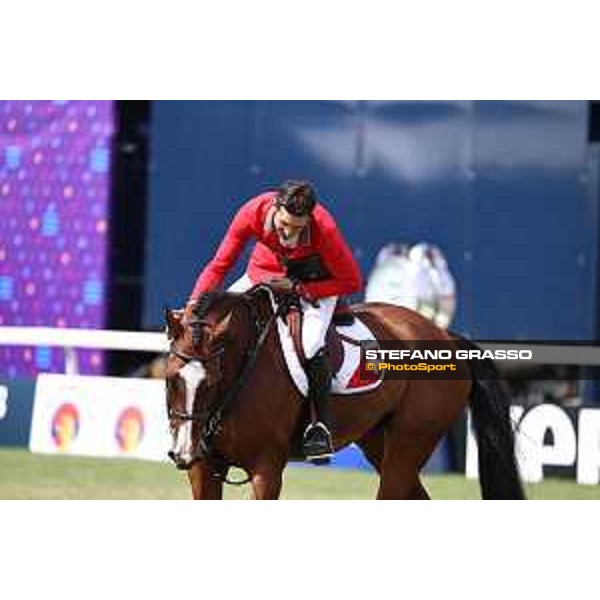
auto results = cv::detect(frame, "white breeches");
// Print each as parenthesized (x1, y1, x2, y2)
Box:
(228, 273, 337, 360)
(227, 273, 254, 293)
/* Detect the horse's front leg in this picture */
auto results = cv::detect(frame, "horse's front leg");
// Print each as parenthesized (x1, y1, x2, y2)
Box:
(187, 461, 223, 500)
(250, 458, 285, 500)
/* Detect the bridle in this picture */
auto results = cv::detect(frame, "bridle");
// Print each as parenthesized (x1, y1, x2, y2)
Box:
(166, 341, 225, 422)
(165, 285, 284, 485)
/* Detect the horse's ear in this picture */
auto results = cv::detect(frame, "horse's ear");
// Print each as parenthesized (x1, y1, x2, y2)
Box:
(164, 305, 183, 339)
(212, 310, 233, 340)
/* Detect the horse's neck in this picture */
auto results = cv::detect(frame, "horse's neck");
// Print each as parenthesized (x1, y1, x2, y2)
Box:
(247, 290, 275, 325)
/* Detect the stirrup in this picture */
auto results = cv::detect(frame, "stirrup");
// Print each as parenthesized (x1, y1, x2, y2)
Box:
(303, 421, 334, 462)
(304, 421, 332, 438)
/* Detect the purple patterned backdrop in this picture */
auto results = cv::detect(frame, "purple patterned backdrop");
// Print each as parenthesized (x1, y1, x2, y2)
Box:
(0, 101, 114, 376)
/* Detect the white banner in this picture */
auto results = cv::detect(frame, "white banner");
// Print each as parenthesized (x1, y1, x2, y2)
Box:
(29, 374, 171, 462)
(466, 404, 600, 485)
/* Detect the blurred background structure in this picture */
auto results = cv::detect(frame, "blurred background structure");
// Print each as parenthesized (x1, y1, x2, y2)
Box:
(2, 100, 600, 488)
(0, 101, 114, 375)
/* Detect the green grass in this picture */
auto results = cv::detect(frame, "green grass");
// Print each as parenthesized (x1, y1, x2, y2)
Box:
(0, 448, 599, 499)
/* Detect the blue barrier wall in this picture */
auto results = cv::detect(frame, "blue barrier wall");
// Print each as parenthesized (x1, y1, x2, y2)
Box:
(145, 101, 595, 340)
(0, 378, 35, 446)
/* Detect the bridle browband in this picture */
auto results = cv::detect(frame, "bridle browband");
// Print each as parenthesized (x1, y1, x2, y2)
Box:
(166, 284, 284, 485)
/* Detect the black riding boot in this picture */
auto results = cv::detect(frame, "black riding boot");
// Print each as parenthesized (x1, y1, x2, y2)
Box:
(302, 349, 334, 463)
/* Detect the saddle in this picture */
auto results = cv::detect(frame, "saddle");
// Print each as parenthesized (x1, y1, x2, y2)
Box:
(268, 287, 382, 397)
(285, 301, 358, 374)
(267, 291, 382, 460)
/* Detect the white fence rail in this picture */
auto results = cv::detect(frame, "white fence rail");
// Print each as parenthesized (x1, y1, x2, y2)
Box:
(0, 326, 168, 374)
(2, 326, 600, 370)
(0, 326, 167, 352)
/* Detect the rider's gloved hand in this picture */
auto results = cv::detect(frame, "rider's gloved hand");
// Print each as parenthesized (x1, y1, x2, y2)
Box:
(267, 277, 301, 316)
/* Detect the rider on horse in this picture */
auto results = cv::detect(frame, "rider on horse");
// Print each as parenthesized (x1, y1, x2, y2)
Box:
(185, 180, 363, 462)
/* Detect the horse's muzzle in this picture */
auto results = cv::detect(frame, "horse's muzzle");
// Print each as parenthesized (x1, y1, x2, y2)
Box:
(168, 450, 195, 471)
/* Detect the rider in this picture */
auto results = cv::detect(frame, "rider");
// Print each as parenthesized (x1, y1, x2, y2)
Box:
(185, 180, 363, 461)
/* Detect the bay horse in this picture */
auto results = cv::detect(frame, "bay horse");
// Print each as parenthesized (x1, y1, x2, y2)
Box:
(164, 284, 524, 500)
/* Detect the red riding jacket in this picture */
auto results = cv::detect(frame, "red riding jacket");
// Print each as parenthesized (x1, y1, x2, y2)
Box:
(190, 192, 363, 301)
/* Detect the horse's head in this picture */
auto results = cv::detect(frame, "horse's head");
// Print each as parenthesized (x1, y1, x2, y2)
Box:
(164, 294, 235, 470)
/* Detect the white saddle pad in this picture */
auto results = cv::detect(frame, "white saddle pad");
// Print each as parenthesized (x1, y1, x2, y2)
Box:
(273, 308, 384, 397)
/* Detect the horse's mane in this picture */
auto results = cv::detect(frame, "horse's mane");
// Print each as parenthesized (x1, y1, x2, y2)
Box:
(192, 285, 271, 327)
(192, 291, 232, 321)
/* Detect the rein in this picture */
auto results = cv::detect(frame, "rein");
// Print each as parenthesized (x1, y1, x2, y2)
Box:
(168, 286, 284, 485)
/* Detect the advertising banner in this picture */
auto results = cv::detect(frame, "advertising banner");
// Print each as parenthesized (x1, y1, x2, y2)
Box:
(29, 374, 170, 461)
(466, 404, 600, 485)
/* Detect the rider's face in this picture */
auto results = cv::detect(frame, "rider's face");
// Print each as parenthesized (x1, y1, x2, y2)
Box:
(274, 207, 308, 248)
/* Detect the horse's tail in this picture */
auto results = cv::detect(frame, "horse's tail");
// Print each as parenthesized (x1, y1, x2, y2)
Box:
(455, 336, 525, 500)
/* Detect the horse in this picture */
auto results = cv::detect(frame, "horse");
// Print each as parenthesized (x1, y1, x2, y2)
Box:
(164, 284, 524, 500)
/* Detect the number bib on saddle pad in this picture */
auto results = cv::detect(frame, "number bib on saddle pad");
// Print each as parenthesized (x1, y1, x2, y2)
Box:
(273, 307, 384, 397)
